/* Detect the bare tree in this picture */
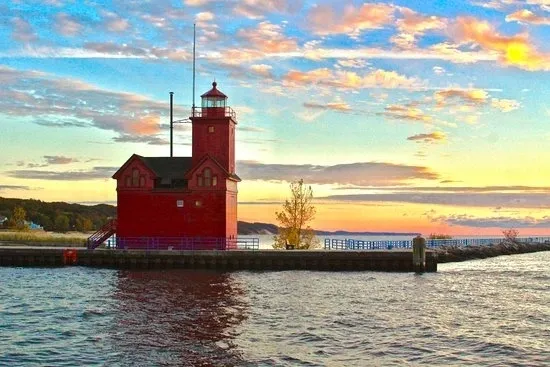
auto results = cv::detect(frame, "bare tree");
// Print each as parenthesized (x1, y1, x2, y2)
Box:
(273, 179, 319, 249)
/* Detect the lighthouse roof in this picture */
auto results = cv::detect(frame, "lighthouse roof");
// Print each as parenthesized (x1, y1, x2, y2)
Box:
(112, 154, 193, 180)
(140, 156, 193, 179)
(201, 81, 227, 98)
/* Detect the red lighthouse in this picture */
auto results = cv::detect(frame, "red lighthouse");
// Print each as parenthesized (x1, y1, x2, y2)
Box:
(108, 82, 241, 249)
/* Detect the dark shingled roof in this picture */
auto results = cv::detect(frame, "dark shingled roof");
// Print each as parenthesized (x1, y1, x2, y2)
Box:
(139, 156, 193, 179)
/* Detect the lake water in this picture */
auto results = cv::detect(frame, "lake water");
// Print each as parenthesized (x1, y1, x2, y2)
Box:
(1, 252, 549, 366)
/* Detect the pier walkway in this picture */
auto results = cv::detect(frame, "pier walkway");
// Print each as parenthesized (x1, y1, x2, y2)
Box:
(0, 247, 437, 272)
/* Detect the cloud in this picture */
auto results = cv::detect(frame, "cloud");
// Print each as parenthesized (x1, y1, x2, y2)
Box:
(506, 9, 550, 25)
(238, 21, 298, 53)
(44, 155, 78, 165)
(249, 64, 273, 77)
(491, 98, 520, 112)
(0, 185, 33, 191)
(392, 8, 447, 49)
(102, 11, 130, 32)
(432, 66, 446, 75)
(407, 132, 447, 143)
(234, 0, 300, 19)
(338, 185, 550, 193)
(54, 13, 83, 36)
(185, 0, 216, 5)
(323, 192, 550, 208)
(435, 88, 489, 107)
(195, 11, 215, 22)
(7, 167, 118, 181)
(433, 88, 520, 114)
(283, 68, 422, 90)
(0, 66, 184, 142)
(11, 18, 38, 43)
(336, 59, 369, 69)
(433, 214, 550, 228)
(308, 3, 395, 36)
(83, 42, 190, 60)
(237, 161, 439, 186)
(303, 97, 351, 112)
(452, 16, 550, 71)
(474, 0, 550, 11)
(112, 135, 170, 145)
(382, 104, 433, 123)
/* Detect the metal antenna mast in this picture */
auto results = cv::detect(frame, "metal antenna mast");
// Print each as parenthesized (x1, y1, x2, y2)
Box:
(168, 24, 195, 157)
(192, 23, 196, 113)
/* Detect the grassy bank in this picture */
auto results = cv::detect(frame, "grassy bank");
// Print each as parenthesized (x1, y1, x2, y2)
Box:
(0, 231, 87, 246)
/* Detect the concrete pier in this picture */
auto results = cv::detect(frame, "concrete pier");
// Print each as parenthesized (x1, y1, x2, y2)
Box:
(0, 247, 438, 272)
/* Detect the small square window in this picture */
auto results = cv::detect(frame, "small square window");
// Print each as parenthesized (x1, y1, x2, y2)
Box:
(195, 200, 202, 207)
(208, 126, 215, 133)
(177, 200, 184, 207)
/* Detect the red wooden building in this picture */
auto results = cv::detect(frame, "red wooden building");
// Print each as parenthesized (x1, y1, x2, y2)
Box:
(108, 82, 240, 249)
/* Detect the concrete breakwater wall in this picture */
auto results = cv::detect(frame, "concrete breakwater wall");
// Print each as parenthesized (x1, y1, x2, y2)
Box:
(435, 241, 550, 263)
(0, 247, 437, 272)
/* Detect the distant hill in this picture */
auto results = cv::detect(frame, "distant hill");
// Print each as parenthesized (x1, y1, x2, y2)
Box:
(0, 197, 418, 236)
(0, 197, 116, 232)
(238, 220, 419, 236)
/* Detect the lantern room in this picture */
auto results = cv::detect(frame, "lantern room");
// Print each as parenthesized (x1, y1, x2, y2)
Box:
(198, 81, 230, 118)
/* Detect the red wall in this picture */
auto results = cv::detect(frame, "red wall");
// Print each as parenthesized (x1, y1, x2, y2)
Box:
(191, 114, 236, 174)
(115, 157, 238, 249)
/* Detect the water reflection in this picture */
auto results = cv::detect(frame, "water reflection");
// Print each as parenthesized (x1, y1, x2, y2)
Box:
(108, 270, 249, 366)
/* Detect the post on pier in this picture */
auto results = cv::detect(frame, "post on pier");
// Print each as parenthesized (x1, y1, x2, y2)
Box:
(413, 235, 426, 273)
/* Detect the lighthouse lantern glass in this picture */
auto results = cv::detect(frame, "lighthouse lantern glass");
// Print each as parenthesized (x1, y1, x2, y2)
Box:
(202, 96, 226, 108)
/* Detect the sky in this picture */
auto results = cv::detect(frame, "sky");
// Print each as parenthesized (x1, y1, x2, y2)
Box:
(1, 0, 550, 235)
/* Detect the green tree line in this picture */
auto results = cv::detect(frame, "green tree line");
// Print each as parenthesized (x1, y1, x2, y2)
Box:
(0, 197, 116, 233)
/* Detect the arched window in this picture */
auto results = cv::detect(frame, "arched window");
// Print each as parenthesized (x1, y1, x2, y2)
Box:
(212, 176, 217, 186)
(132, 169, 139, 187)
(139, 176, 145, 187)
(204, 168, 212, 187)
(125, 176, 131, 187)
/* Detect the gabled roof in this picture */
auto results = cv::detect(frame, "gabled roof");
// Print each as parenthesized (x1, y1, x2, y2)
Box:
(112, 154, 193, 180)
(184, 154, 241, 182)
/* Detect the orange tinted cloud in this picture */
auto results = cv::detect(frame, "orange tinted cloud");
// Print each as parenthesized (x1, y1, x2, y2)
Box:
(435, 88, 489, 107)
(382, 104, 433, 123)
(506, 9, 550, 25)
(393, 8, 446, 49)
(128, 115, 161, 135)
(308, 3, 395, 36)
(238, 21, 298, 53)
(284, 68, 421, 90)
(453, 16, 550, 71)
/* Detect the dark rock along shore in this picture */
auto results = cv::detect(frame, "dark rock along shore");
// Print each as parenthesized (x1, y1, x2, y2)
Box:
(435, 240, 550, 263)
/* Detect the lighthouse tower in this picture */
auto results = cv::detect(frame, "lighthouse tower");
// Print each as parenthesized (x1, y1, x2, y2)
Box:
(187, 81, 240, 239)
(191, 82, 236, 174)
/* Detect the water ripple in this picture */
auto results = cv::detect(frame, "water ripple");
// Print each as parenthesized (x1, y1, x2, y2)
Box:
(0, 253, 549, 366)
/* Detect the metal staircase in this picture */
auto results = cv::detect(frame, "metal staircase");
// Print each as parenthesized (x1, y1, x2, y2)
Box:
(87, 219, 117, 250)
